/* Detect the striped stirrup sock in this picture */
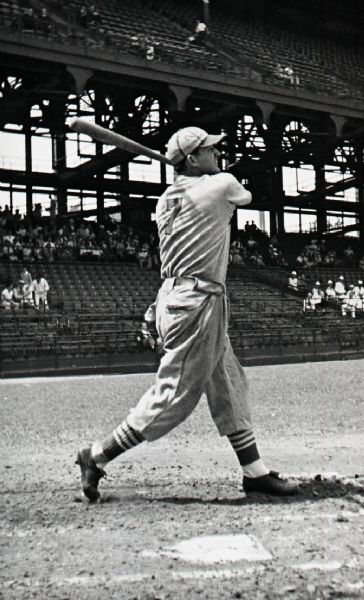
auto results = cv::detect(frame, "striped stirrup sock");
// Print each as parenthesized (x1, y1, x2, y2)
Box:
(101, 421, 144, 462)
(227, 429, 260, 466)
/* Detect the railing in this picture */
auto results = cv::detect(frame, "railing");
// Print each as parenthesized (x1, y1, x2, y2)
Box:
(235, 325, 364, 359)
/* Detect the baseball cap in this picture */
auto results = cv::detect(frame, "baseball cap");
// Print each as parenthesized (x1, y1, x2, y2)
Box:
(166, 126, 225, 165)
(327, 280, 333, 284)
(358, 280, 363, 284)
(315, 281, 320, 285)
(291, 271, 297, 275)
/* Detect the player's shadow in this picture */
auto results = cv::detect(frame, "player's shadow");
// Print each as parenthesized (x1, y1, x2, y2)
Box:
(138, 477, 364, 508)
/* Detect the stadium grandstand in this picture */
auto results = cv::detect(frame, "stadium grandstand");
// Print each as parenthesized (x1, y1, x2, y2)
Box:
(0, 0, 364, 376)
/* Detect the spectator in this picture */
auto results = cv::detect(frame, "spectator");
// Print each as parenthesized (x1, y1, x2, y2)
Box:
(21, 237, 34, 262)
(323, 250, 336, 266)
(1, 239, 16, 261)
(115, 236, 126, 261)
(343, 245, 356, 267)
(125, 235, 138, 262)
(96, 224, 109, 246)
(1, 281, 19, 311)
(137, 243, 150, 269)
(21, 8, 36, 32)
(13, 281, 25, 307)
(354, 280, 364, 311)
(295, 252, 308, 268)
(249, 249, 265, 266)
(22, 279, 35, 308)
(267, 243, 280, 266)
(342, 285, 356, 318)
(18, 223, 27, 239)
(13, 235, 23, 260)
(88, 4, 101, 26)
(303, 292, 315, 313)
(274, 63, 286, 80)
(311, 281, 324, 308)
(20, 266, 33, 287)
(3, 230, 15, 245)
(334, 275, 346, 301)
(78, 5, 89, 27)
(32, 274, 50, 311)
(305, 239, 321, 265)
(246, 236, 258, 253)
(325, 280, 336, 303)
(43, 238, 56, 262)
(76, 222, 90, 241)
(32, 240, 42, 261)
(38, 7, 52, 36)
(148, 234, 160, 269)
(288, 271, 298, 290)
(250, 220, 258, 233)
(230, 239, 245, 265)
(283, 65, 300, 86)
(244, 221, 251, 234)
(191, 20, 208, 44)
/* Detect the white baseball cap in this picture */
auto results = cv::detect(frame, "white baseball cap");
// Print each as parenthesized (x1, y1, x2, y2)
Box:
(315, 281, 320, 286)
(291, 271, 297, 275)
(166, 126, 225, 165)
(327, 280, 333, 284)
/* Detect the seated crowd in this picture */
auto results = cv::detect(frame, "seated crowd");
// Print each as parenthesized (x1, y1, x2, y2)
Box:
(9, 6, 54, 37)
(0, 206, 160, 270)
(1, 266, 50, 312)
(230, 222, 288, 268)
(301, 275, 364, 318)
(295, 238, 364, 269)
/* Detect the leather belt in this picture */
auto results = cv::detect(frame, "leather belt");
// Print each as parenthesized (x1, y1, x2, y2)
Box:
(163, 276, 225, 296)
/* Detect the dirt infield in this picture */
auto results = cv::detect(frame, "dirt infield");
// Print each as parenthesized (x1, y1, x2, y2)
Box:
(1, 360, 364, 600)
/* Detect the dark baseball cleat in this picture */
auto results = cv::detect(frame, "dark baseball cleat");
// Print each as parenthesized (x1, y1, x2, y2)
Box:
(76, 447, 106, 502)
(243, 471, 299, 496)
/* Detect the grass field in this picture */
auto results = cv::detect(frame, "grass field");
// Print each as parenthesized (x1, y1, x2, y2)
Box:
(1, 359, 363, 599)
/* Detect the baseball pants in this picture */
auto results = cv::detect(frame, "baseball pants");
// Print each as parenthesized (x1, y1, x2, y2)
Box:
(127, 277, 252, 441)
(34, 292, 48, 308)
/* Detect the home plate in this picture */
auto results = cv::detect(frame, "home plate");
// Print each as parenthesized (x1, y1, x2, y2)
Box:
(143, 534, 273, 564)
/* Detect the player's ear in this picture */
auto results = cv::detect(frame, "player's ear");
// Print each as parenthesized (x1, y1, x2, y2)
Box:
(187, 153, 198, 167)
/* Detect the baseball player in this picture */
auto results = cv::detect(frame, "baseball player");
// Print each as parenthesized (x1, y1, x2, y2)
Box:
(77, 126, 299, 502)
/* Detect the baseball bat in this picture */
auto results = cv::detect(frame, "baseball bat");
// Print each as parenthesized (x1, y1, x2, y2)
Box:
(68, 118, 174, 166)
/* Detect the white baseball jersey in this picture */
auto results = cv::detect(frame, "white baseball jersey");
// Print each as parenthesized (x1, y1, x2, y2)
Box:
(33, 278, 49, 294)
(157, 173, 251, 285)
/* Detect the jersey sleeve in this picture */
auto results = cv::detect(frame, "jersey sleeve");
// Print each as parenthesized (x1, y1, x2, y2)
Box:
(218, 172, 252, 207)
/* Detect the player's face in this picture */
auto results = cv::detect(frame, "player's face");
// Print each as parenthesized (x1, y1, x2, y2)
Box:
(192, 145, 221, 174)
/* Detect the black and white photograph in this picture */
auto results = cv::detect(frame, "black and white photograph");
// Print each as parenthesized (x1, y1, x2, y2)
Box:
(0, 0, 363, 598)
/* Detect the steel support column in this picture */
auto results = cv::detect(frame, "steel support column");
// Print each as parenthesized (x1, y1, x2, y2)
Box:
(52, 132, 67, 215)
(315, 160, 327, 236)
(95, 91, 105, 224)
(25, 106, 33, 217)
(356, 142, 364, 254)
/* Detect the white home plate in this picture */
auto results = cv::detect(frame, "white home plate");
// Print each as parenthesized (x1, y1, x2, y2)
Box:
(144, 534, 272, 564)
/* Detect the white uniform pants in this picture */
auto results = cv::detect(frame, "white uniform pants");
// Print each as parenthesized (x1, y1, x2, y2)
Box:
(34, 291, 48, 308)
(127, 278, 252, 441)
